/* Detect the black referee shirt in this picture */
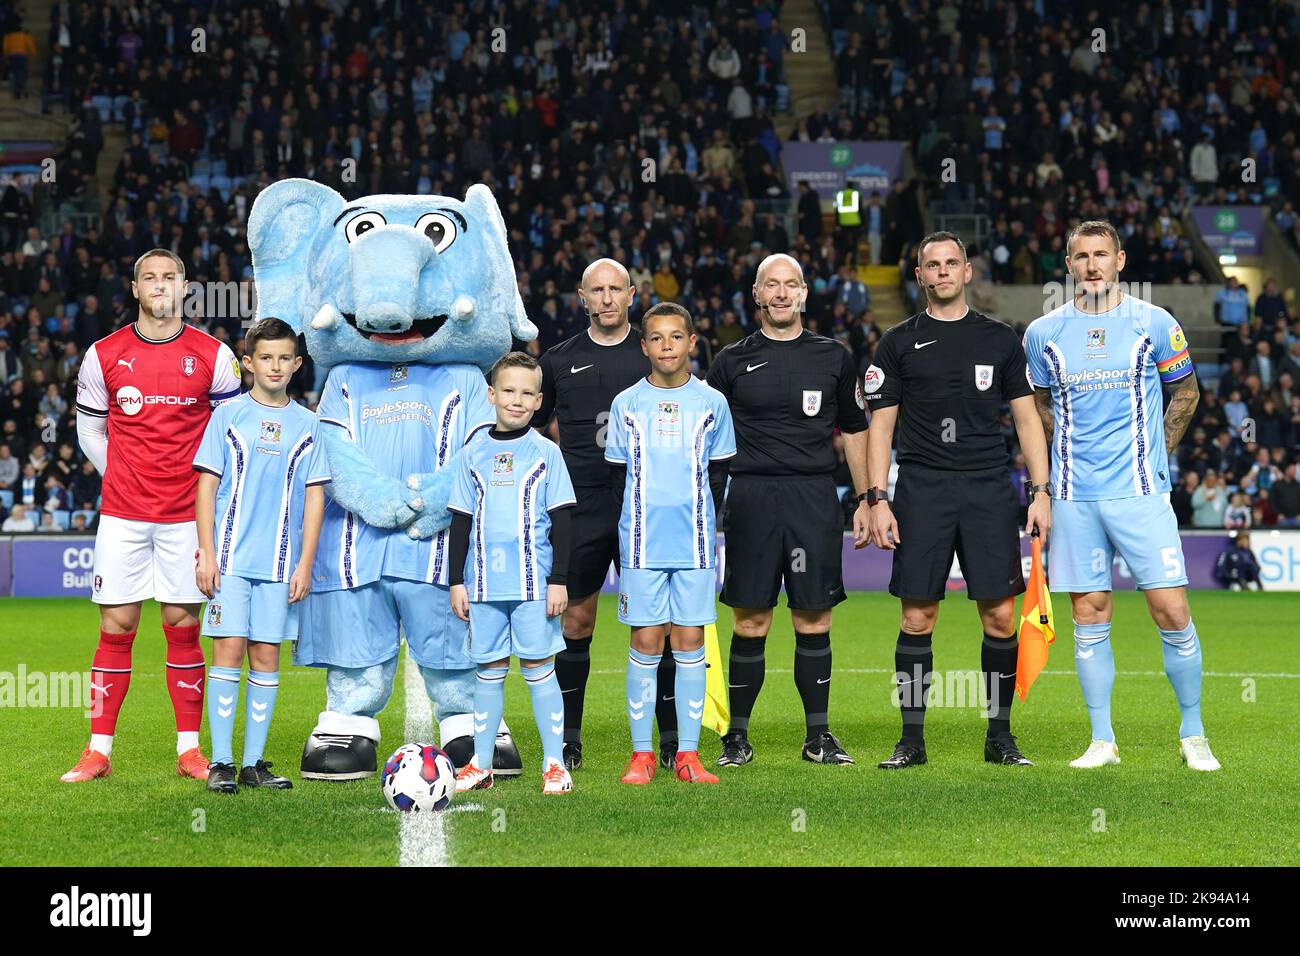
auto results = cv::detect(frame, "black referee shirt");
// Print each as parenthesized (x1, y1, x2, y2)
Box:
(707, 328, 866, 478)
(532, 325, 648, 488)
(863, 308, 1031, 471)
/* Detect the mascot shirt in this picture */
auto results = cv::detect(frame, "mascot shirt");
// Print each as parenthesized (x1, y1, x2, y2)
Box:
(315, 361, 494, 591)
(447, 429, 577, 602)
(193, 392, 332, 582)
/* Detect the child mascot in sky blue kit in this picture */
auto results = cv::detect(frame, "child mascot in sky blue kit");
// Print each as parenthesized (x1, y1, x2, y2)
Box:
(448, 352, 578, 795)
(606, 303, 736, 786)
(194, 318, 330, 793)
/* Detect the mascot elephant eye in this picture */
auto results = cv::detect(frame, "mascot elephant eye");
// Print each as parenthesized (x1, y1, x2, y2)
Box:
(344, 211, 387, 242)
(414, 212, 458, 254)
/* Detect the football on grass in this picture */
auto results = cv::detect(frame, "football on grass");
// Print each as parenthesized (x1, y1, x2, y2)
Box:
(381, 743, 456, 813)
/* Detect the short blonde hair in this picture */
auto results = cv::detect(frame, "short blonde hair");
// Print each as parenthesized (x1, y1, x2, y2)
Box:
(133, 248, 186, 284)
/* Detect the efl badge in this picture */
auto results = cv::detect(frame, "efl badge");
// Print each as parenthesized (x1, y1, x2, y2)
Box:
(974, 364, 994, 391)
(260, 420, 282, 443)
(232, 357, 242, 379)
(182, 355, 196, 376)
(1170, 323, 1187, 352)
(1087, 328, 1105, 349)
(863, 365, 885, 396)
(802, 390, 822, 416)
(208, 603, 222, 626)
(658, 401, 680, 425)
(493, 452, 514, 474)
(390, 364, 408, 383)
(618, 592, 629, 617)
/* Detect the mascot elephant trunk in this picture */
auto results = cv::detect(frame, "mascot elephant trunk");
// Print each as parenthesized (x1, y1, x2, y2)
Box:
(350, 225, 434, 335)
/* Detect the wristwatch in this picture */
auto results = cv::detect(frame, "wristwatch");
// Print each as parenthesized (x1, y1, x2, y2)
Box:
(859, 487, 889, 506)
(1025, 481, 1054, 498)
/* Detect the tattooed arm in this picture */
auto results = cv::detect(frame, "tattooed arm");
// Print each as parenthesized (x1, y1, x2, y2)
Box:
(1164, 371, 1200, 455)
(1033, 388, 1054, 445)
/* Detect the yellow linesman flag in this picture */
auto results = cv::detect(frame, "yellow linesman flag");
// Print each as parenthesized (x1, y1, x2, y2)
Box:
(702, 622, 730, 736)
(1015, 531, 1056, 702)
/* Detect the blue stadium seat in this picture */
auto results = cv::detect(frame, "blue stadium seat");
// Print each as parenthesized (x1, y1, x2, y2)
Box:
(190, 172, 211, 193)
(0, 490, 12, 509)
(65, 301, 78, 319)
(52, 510, 71, 531)
(71, 509, 96, 530)
(90, 95, 112, 123)
(211, 175, 233, 201)
(210, 158, 227, 177)
(112, 95, 130, 123)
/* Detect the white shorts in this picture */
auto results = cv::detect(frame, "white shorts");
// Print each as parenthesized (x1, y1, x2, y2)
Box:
(92, 515, 204, 606)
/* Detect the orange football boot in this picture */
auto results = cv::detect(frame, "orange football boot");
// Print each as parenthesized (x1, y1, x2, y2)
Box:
(177, 747, 211, 780)
(60, 747, 111, 783)
(620, 751, 657, 785)
(674, 751, 720, 784)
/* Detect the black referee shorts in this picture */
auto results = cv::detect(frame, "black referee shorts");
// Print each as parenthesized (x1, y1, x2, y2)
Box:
(890, 462, 1025, 603)
(566, 484, 620, 600)
(721, 475, 847, 611)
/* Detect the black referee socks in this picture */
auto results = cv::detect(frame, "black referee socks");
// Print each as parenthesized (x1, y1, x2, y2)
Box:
(656, 652, 678, 744)
(794, 631, 832, 737)
(727, 634, 766, 733)
(982, 633, 1018, 739)
(895, 631, 933, 743)
(556, 636, 591, 744)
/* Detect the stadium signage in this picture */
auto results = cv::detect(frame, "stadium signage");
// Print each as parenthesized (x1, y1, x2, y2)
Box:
(783, 142, 905, 199)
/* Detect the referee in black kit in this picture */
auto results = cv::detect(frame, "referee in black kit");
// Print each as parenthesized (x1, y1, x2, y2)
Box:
(707, 252, 871, 767)
(862, 231, 1052, 769)
(532, 258, 679, 771)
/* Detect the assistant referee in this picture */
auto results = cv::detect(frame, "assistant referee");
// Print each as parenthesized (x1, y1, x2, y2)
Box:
(863, 231, 1052, 769)
(532, 258, 679, 771)
(707, 253, 871, 767)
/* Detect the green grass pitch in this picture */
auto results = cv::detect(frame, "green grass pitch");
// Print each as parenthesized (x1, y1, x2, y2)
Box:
(1, 592, 1296, 866)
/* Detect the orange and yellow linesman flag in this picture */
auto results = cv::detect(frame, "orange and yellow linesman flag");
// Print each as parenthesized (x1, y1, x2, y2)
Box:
(1015, 530, 1056, 702)
(702, 622, 730, 736)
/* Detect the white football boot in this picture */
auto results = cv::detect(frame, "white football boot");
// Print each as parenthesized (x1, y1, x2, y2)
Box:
(541, 757, 573, 796)
(1069, 739, 1121, 768)
(454, 756, 494, 792)
(1179, 735, 1221, 771)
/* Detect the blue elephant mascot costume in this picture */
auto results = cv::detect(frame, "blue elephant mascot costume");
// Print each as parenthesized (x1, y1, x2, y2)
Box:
(248, 179, 533, 780)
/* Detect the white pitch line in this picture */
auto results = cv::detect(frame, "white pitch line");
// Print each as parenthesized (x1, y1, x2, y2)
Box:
(590, 667, 1300, 679)
(399, 648, 449, 868)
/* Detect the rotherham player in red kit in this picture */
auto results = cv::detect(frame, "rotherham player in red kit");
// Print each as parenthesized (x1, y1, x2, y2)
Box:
(61, 249, 242, 783)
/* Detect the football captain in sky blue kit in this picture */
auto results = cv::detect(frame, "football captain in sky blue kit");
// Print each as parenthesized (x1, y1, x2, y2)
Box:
(1024, 220, 1219, 772)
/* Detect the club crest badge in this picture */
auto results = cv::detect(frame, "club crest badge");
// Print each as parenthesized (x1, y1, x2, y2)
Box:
(802, 389, 822, 416)
(260, 420, 282, 443)
(618, 592, 629, 617)
(493, 452, 514, 474)
(658, 401, 680, 425)
(207, 603, 222, 626)
(1087, 328, 1106, 349)
(182, 355, 196, 376)
(390, 364, 408, 383)
(975, 364, 994, 391)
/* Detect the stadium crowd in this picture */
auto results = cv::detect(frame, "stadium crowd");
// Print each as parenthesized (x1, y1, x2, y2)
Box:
(1, 0, 1298, 538)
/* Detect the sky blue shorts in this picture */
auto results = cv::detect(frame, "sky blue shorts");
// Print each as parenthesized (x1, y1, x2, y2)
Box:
(296, 577, 470, 669)
(1049, 495, 1189, 592)
(203, 575, 298, 644)
(467, 599, 565, 664)
(618, 566, 717, 626)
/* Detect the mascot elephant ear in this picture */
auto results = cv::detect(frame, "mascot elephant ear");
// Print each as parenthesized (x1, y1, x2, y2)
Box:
(248, 178, 347, 333)
(463, 182, 538, 344)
